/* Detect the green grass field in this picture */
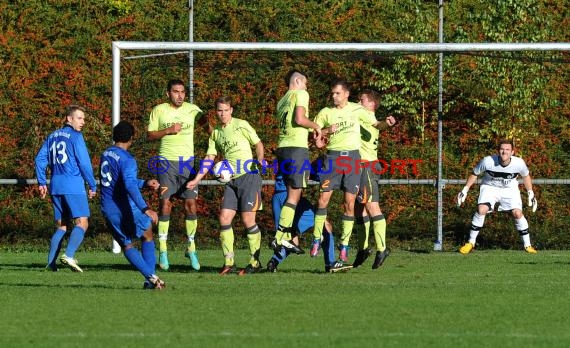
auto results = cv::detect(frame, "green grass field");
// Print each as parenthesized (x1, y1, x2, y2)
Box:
(1, 248, 569, 348)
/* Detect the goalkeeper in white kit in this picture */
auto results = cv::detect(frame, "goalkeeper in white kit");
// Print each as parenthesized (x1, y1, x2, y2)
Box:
(456, 139, 538, 254)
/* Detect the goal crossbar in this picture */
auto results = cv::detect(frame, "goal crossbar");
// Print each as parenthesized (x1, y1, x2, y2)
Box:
(112, 41, 570, 249)
(112, 41, 570, 123)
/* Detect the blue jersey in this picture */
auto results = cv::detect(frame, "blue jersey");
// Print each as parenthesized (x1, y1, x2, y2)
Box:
(272, 175, 314, 234)
(100, 146, 148, 215)
(35, 125, 97, 195)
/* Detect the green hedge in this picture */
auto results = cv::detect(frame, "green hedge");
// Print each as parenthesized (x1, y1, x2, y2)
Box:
(1, 0, 569, 249)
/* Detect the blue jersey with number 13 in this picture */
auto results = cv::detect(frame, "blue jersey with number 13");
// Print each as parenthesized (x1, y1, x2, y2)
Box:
(35, 125, 97, 195)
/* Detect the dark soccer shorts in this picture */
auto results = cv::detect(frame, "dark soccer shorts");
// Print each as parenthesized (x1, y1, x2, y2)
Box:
(319, 150, 361, 194)
(357, 164, 381, 204)
(276, 147, 310, 189)
(158, 160, 199, 200)
(222, 172, 262, 212)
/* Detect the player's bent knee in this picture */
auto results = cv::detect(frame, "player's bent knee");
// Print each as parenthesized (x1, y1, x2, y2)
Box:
(185, 198, 197, 213)
(142, 228, 154, 241)
(511, 209, 523, 219)
(76, 217, 89, 230)
(161, 199, 173, 212)
(477, 202, 491, 211)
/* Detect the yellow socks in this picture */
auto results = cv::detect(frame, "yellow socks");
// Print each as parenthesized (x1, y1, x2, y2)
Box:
(158, 217, 170, 252)
(220, 226, 235, 266)
(246, 225, 261, 267)
(185, 215, 198, 253)
(340, 215, 355, 246)
(372, 214, 387, 251)
(357, 216, 370, 250)
(313, 208, 327, 241)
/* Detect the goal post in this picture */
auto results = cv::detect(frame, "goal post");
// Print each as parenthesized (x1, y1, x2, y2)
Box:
(112, 41, 570, 250)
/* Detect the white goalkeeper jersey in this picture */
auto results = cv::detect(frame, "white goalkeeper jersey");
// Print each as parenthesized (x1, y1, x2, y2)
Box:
(473, 155, 529, 189)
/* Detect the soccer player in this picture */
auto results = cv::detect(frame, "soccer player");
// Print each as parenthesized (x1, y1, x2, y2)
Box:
(100, 121, 166, 289)
(457, 139, 538, 254)
(311, 79, 367, 269)
(35, 104, 97, 273)
(147, 79, 207, 271)
(273, 69, 322, 254)
(187, 96, 264, 275)
(267, 174, 340, 273)
(351, 89, 396, 269)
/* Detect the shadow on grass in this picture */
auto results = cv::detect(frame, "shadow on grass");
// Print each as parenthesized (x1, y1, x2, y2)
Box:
(162, 265, 330, 274)
(0, 262, 330, 274)
(513, 260, 570, 265)
(406, 249, 432, 254)
(0, 281, 135, 290)
(0, 262, 134, 272)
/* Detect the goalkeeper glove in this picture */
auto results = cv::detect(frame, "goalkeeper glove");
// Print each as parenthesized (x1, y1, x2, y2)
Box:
(457, 186, 469, 207)
(527, 190, 538, 213)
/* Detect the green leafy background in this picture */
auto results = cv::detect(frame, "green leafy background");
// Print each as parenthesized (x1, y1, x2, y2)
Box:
(1, 0, 569, 250)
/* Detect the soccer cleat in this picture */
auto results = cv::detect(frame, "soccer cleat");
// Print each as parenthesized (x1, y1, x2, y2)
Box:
(281, 239, 305, 255)
(459, 242, 474, 255)
(352, 248, 372, 268)
(60, 255, 83, 273)
(327, 260, 353, 273)
(219, 265, 235, 275)
(185, 251, 201, 271)
(238, 263, 262, 276)
(45, 263, 58, 272)
(338, 244, 349, 262)
(159, 251, 169, 271)
(144, 275, 166, 290)
(372, 249, 390, 269)
(112, 239, 122, 254)
(310, 238, 321, 257)
(268, 238, 278, 250)
(266, 259, 278, 273)
(525, 245, 538, 254)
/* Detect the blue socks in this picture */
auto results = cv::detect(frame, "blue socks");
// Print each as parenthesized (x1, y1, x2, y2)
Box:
(124, 247, 154, 279)
(271, 246, 289, 265)
(47, 228, 66, 266)
(141, 240, 156, 274)
(322, 231, 335, 267)
(65, 226, 85, 258)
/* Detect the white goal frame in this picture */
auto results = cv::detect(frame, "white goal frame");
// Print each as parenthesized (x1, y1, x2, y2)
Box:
(112, 41, 570, 250)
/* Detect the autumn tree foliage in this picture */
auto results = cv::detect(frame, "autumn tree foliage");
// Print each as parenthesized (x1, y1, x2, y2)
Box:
(1, 0, 569, 248)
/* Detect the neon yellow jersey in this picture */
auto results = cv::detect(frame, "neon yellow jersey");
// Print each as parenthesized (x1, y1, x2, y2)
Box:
(314, 102, 363, 151)
(275, 89, 310, 148)
(148, 102, 203, 161)
(206, 117, 261, 179)
(359, 110, 380, 161)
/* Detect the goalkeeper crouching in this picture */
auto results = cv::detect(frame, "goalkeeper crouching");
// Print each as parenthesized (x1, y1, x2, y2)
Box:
(456, 139, 538, 254)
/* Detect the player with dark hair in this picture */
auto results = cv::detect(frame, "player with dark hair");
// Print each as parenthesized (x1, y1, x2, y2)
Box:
(457, 139, 538, 254)
(349, 89, 396, 269)
(311, 79, 368, 270)
(147, 79, 207, 271)
(187, 96, 265, 275)
(35, 104, 97, 272)
(100, 121, 165, 289)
